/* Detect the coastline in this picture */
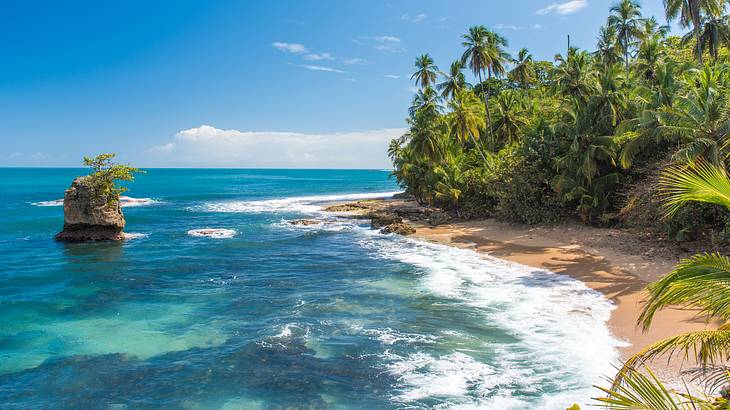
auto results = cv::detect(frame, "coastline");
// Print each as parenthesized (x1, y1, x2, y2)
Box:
(326, 197, 718, 386)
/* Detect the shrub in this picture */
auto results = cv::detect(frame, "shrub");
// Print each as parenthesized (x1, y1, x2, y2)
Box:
(82, 153, 143, 203)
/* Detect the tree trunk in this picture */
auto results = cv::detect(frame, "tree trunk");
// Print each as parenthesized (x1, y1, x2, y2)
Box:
(695, 23, 703, 65)
(624, 33, 630, 78)
(468, 132, 489, 163)
(479, 69, 494, 149)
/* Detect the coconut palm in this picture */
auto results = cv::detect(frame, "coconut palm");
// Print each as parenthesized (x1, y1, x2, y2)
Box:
(461, 26, 509, 145)
(636, 35, 665, 83)
(493, 91, 529, 144)
(608, 0, 643, 77)
(662, 64, 730, 166)
(409, 86, 441, 117)
(664, 0, 724, 64)
(595, 25, 622, 67)
(640, 16, 671, 40)
(411, 54, 439, 90)
(437, 60, 469, 100)
(682, 14, 730, 62)
(446, 89, 488, 161)
(509, 48, 534, 89)
(554, 48, 596, 105)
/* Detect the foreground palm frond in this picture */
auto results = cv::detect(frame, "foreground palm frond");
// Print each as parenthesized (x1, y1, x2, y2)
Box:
(617, 327, 730, 380)
(638, 253, 730, 328)
(659, 160, 730, 217)
(596, 366, 714, 409)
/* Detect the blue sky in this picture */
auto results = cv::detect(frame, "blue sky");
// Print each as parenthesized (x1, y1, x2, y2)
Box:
(1, 0, 673, 168)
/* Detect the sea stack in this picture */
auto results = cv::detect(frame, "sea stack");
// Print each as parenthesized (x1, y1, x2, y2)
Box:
(54, 177, 125, 241)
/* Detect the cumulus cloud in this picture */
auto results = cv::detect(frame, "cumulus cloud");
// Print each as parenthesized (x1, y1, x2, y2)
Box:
(537, 0, 588, 15)
(271, 42, 308, 54)
(146, 125, 405, 168)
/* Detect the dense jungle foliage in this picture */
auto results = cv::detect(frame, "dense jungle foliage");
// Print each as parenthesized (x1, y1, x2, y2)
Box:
(389, 0, 730, 243)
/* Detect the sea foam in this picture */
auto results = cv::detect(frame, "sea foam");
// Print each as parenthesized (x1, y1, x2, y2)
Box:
(355, 231, 626, 409)
(194, 191, 401, 214)
(187, 228, 237, 239)
(32, 196, 160, 207)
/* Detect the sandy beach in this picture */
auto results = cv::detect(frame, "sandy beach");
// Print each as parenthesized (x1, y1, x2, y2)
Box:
(330, 198, 720, 386)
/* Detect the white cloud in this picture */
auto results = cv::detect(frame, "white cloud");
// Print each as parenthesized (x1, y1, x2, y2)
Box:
(401, 13, 427, 23)
(271, 42, 308, 54)
(374, 35, 401, 43)
(495, 24, 521, 30)
(145, 125, 405, 168)
(303, 52, 334, 61)
(384, 74, 400, 79)
(537, 0, 588, 15)
(533, 24, 544, 29)
(371, 36, 405, 53)
(301, 64, 346, 73)
(343, 58, 366, 65)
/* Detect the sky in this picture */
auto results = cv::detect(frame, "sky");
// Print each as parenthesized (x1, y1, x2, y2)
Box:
(1, 0, 676, 168)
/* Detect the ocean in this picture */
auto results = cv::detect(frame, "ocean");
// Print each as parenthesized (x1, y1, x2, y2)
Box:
(0, 168, 621, 409)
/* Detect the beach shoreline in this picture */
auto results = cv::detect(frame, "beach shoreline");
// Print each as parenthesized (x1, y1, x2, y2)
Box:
(326, 197, 718, 386)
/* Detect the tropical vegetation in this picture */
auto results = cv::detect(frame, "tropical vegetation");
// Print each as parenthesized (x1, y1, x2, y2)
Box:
(83, 153, 142, 203)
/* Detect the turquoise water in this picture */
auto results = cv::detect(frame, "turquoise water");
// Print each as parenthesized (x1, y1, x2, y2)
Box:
(0, 168, 621, 409)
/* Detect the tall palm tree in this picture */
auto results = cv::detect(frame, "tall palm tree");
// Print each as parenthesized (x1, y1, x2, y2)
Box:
(461, 26, 509, 146)
(608, 160, 730, 395)
(682, 14, 730, 62)
(664, 0, 724, 64)
(411, 54, 439, 90)
(446, 89, 488, 161)
(608, 0, 643, 77)
(436, 60, 468, 100)
(509, 48, 534, 89)
(595, 25, 622, 67)
(640, 16, 670, 40)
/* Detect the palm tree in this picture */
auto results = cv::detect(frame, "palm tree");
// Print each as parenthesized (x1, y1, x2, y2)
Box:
(607, 161, 730, 397)
(411, 54, 439, 90)
(554, 48, 596, 105)
(493, 91, 529, 144)
(595, 25, 622, 67)
(640, 16, 670, 40)
(663, 64, 730, 166)
(608, 0, 643, 77)
(436, 60, 468, 100)
(446, 89, 488, 161)
(664, 0, 724, 64)
(636, 34, 665, 84)
(509, 48, 534, 89)
(409, 86, 441, 117)
(461, 26, 509, 146)
(682, 14, 730, 62)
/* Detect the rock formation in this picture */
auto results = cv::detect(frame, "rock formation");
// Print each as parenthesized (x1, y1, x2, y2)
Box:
(380, 222, 416, 236)
(54, 177, 125, 241)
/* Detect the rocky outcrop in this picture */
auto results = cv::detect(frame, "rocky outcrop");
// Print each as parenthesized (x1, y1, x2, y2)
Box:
(380, 222, 416, 236)
(54, 177, 125, 241)
(289, 219, 321, 226)
(369, 212, 403, 229)
(323, 203, 371, 212)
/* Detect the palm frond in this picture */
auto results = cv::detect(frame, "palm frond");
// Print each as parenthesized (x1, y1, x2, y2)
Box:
(659, 160, 730, 218)
(597, 366, 714, 409)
